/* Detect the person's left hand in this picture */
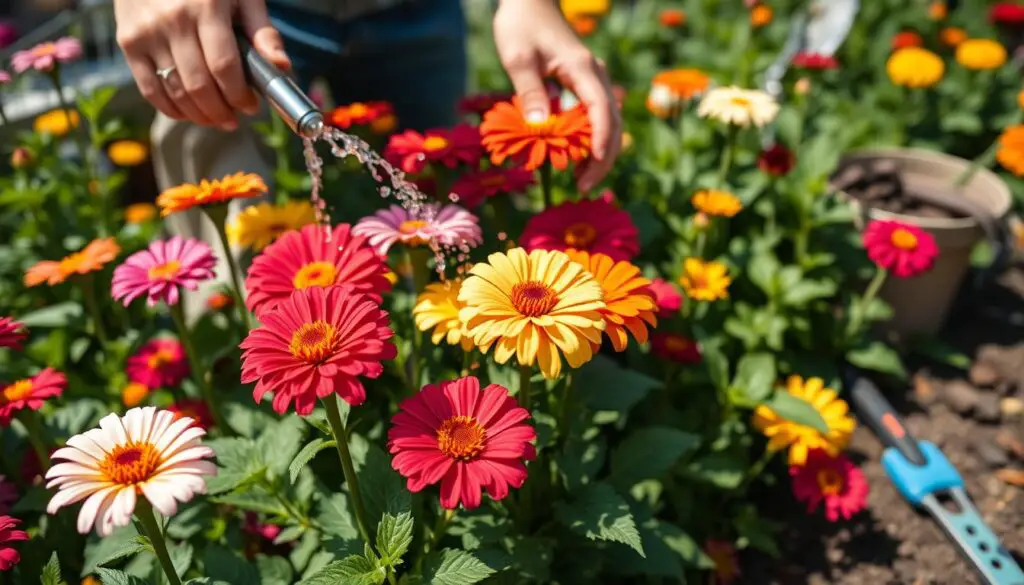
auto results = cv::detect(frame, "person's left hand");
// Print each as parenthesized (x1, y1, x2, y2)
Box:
(492, 0, 622, 193)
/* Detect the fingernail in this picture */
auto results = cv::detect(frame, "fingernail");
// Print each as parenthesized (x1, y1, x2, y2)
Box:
(221, 121, 238, 132)
(526, 110, 547, 124)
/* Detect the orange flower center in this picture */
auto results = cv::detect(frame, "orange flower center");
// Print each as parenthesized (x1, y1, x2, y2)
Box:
(890, 228, 919, 250)
(816, 468, 845, 496)
(348, 103, 370, 118)
(423, 136, 449, 152)
(100, 443, 161, 485)
(525, 115, 556, 132)
(437, 415, 487, 460)
(399, 220, 429, 234)
(686, 272, 708, 291)
(664, 336, 691, 353)
(563, 222, 598, 248)
(293, 261, 337, 289)
(33, 43, 57, 57)
(147, 349, 176, 370)
(2, 380, 34, 403)
(289, 321, 339, 363)
(510, 281, 558, 317)
(730, 96, 752, 108)
(147, 260, 182, 281)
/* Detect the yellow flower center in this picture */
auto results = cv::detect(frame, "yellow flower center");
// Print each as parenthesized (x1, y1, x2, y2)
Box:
(664, 335, 691, 353)
(437, 415, 487, 460)
(147, 260, 182, 281)
(423, 136, 449, 152)
(293, 261, 337, 289)
(816, 468, 844, 496)
(399, 219, 429, 234)
(2, 380, 34, 402)
(348, 103, 370, 118)
(563, 222, 598, 248)
(510, 281, 558, 317)
(525, 114, 556, 131)
(890, 228, 919, 250)
(33, 43, 58, 57)
(147, 349, 176, 370)
(100, 443, 161, 485)
(289, 321, 339, 363)
(730, 96, 752, 109)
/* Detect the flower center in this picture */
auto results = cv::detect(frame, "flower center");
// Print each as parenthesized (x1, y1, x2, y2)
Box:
(147, 349, 176, 370)
(348, 103, 370, 118)
(267, 222, 289, 234)
(890, 228, 919, 250)
(147, 260, 182, 281)
(664, 335, 691, 353)
(687, 272, 709, 290)
(100, 443, 161, 485)
(34, 43, 57, 57)
(293, 261, 337, 289)
(563, 222, 598, 248)
(816, 468, 845, 496)
(399, 220, 429, 234)
(289, 320, 340, 363)
(480, 174, 508, 188)
(423, 136, 449, 152)
(1, 380, 34, 403)
(525, 114, 555, 131)
(730, 97, 752, 109)
(510, 281, 558, 317)
(437, 415, 487, 460)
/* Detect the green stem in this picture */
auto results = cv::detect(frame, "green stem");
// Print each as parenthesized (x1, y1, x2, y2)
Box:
(135, 499, 183, 585)
(557, 373, 575, 442)
(716, 126, 738, 189)
(0, 99, 8, 126)
(539, 163, 553, 209)
(169, 300, 227, 431)
(82, 275, 110, 347)
(741, 447, 776, 488)
(19, 410, 51, 472)
(323, 397, 373, 547)
(846, 268, 888, 339)
(426, 509, 454, 555)
(518, 364, 533, 413)
(204, 206, 252, 331)
(460, 350, 473, 377)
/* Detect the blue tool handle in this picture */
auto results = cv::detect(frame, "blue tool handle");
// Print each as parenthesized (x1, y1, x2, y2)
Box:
(847, 369, 927, 465)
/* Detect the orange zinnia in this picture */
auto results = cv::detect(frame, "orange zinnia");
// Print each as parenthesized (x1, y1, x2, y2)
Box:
(567, 250, 657, 352)
(652, 68, 711, 101)
(25, 238, 121, 287)
(659, 8, 686, 27)
(157, 172, 268, 217)
(480, 98, 592, 171)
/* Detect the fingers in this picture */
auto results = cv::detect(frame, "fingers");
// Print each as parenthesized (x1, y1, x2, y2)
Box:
(564, 54, 621, 192)
(500, 49, 551, 123)
(197, 0, 258, 115)
(123, 54, 186, 120)
(238, 0, 291, 71)
(167, 28, 237, 130)
(153, 45, 216, 126)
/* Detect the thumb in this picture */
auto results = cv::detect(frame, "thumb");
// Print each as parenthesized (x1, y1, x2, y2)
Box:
(504, 52, 550, 123)
(238, 0, 291, 71)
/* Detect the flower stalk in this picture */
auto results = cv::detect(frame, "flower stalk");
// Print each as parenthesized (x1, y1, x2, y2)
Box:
(518, 364, 533, 413)
(717, 125, 739, 189)
(135, 498, 183, 585)
(82, 274, 110, 347)
(539, 162, 554, 209)
(323, 396, 373, 546)
(169, 300, 226, 431)
(203, 206, 252, 331)
(19, 410, 51, 472)
(846, 268, 888, 339)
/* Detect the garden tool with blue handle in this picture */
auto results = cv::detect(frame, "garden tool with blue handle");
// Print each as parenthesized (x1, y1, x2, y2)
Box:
(846, 368, 1024, 585)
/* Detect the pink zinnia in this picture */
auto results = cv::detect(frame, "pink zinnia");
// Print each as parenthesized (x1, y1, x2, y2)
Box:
(0, 22, 17, 50)
(111, 236, 216, 307)
(650, 332, 702, 364)
(862, 220, 939, 278)
(353, 204, 483, 256)
(384, 124, 483, 174)
(0, 71, 9, 85)
(126, 339, 189, 389)
(11, 37, 81, 73)
(0, 317, 26, 350)
(790, 450, 869, 522)
(792, 52, 840, 70)
(0, 368, 65, 426)
(458, 92, 513, 117)
(244, 223, 392, 318)
(167, 398, 215, 430)
(450, 167, 535, 208)
(240, 286, 397, 414)
(648, 279, 683, 318)
(0, 516, 27, 571)
(0, 477, 16, 514)
(520, 198, 640, 261)
(388, 376, 536, 510)
(244, 512, 283, 542)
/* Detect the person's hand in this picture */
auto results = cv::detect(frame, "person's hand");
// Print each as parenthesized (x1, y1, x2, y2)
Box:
(492, 0, 621, 192)
(113, 0, 291, 130)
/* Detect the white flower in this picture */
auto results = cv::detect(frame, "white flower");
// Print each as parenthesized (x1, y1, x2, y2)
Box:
(697, 86, 780, 128)
(646, 84, 679, 118)
(45, 407, 216, 536)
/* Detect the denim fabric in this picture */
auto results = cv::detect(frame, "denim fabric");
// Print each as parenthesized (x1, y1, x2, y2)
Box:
(267, 0, 468, 130)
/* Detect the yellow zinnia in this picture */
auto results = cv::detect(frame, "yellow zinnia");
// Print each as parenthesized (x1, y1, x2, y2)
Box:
(561, 0, 609, 20)
(124, 203, 157, 224)
(887, 47, 944, 88)
(226, 200, 317, 251)
(955, 39, 1007, 70)
(566, 250, 657, 352)
(691, 190, 742, 218)
(678, 258, 730, 301)
(107, 140, 150, 167)
(752, 375, 857, 466)
(458, 248, 606, 379)
(34, 109, 79, 136)
(414, 279, 474, 351)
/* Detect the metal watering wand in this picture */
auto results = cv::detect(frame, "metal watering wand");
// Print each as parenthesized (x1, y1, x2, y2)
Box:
(235, 32, 324, 139)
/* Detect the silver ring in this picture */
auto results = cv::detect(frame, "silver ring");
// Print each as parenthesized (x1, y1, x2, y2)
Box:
(156, 66, 177, 81)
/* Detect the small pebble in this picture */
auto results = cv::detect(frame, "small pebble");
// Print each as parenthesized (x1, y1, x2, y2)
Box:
(913, 374, 937, 407)
(942, 380, 980, 415)
(973, 441, 1010, 468)
(974, 394, 1002, 423)
(996, 429, 1024, 460)
(969, 362, 1000, 388)
(1000, 397, 1024, 420)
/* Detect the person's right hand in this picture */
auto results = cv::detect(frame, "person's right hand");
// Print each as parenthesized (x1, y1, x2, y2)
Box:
(113, 0, 291, 130)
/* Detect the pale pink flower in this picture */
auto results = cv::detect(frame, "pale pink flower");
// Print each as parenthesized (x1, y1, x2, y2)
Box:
(11, 37, 82, 74)
(112, 237, 216, 307)
(0, 71, 10, 85)
(45, 406, 216, 537)
(353, 204, 483, 256)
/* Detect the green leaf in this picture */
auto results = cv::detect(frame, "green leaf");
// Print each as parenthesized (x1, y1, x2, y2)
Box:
(555, 483, 645, 557)
(910, 337, 971, 370)
(289, 438, 336, 484)
(97, 538, 150, 567)
(273, 524, 305, 545)
(206, 438, 264, 494)
(579, 355, 662, 421)
(747, 250, 780, 296)
(18, 302, 83, 328)
(684, 451, 747, 489)
(96, 569, 148, 585)
(730, 353, 777, 404)
(83, 526, 142, 574)
(212, 489, 287, 515)
(257, 416, 306, 479)
(762, 391, 829, 434)
(40, 552, 65, 585)
(317, 492, 360, 540)
(609, 427, 700, 489)
(257, 555, 294, 585)
(847, 341, 907, 379)
(420, 549, 496, 585)
(299, 555, 385, 585)
(781, 279, 837, 306)
(375, 512, 414, 568)
(171, 543, 193, 578)
(203, 545, 261, 585)
(355, 443, 411, 531)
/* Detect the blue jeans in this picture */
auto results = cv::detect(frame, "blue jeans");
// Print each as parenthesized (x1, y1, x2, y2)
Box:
(267, 0, 468, 130)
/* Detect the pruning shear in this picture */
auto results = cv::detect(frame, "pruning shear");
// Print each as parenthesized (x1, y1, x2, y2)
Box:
(847, 368, 1024, 585)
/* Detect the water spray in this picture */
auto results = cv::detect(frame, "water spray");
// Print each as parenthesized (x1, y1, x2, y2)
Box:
(236, 33, 324, 139)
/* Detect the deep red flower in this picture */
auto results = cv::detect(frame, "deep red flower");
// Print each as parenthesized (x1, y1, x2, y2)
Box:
(0, 318, 26, 350)
(758, 144, 796, 176)
(0, 477, 16, 515)
(991, 3, 1024, 25)
(704, 539, 741, 585)
(0, 516, 28, 571)
(0, 368, 66, 426)
(520, 198, 640, 261)
(385, 124, 483, 174)
(892, 31, 924, 51)
(167, 398, 215, 429)
(650, 332, 702, 364)
(792, 52, 840, 70)
(450, 167, 535, 208)
(862, 220, 939, 278)
(790, 450, 869, 522)
(458, 92, 513, 117)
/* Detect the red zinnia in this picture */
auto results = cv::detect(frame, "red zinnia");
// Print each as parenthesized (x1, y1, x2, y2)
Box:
(791, 52, 839, 70)
(892, 31, 923, 51)
(450, 167, 535, 208)
(520, 198, 640, 261)
(758, 144, 795, 176)
(480, 97, 592, 171)
(385, 124, 483, 174)
(240, 286, 396, 414)
(458, 92, 513, 117)
(328, 101, 394, 129)
(388, 376, 536, 510)
(651, 332, 702, 364)
(0, 318, 26, 350)
(648, 279, 684, 318)
(167, 398, 215, 429)
(991, 3, 1024, 25)
(0, 516, 28, 571)
(790, 450, 869, 522)
(0, 368, 65, 426)
(705, 539, 741, 585)
(126, 339, 189, 389)
(244, 223, 391, 318)
(862, 220, 939, 278)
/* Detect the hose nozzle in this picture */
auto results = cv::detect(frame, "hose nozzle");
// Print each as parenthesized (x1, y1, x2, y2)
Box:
(236, 33, 324, 138)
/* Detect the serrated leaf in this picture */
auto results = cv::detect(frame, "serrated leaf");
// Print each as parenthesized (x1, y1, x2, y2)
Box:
(258, 416, 306, 479)
(420, 549, 496, 585)
(96, 568, 147, 585)
(299, 555, 385, 585)
(355, 443, 411, 532)
(84, 526, 142, 574)
(762, 390, 830, 434)
(317, 492, 360, 540)
(555, 483, 645, 557)
(257, 555, 293, 585)
(40, 552, 65, 585)
(289, 438, 336, 484)
(609, 427, 701, 489)
(96, 537, 151, 568)
(206, 437, 264, 494)
(211, 489, 287, 515)
(375, 512, 414, 568)
(203, 545, 260, 585)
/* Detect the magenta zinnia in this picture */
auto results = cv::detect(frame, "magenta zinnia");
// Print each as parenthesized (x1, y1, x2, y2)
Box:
(862, 220, 939, 278)
(244, 223, 392, 318)
(112, 236, 216, 307)
(0, 318, 26, 350)
(353, 204, 483, 255)
(240, 286, 397, 414)
(0, 368, 65, 426)
(0, 516, 27, 571)
(790, 450, 869, 522)
(384, 124, 483, 174)
(450, 167, 535, 208)
(521, 198, 640, 261)
(126, 339, 189, 389)
(388, 376, 536, 510)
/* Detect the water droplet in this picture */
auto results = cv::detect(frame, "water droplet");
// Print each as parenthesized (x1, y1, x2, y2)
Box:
(498, 232, 507, 241)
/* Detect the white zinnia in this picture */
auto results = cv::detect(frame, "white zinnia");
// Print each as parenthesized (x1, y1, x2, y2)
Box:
(45, 407, 216, 536)
(697, 86, 780, 128)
